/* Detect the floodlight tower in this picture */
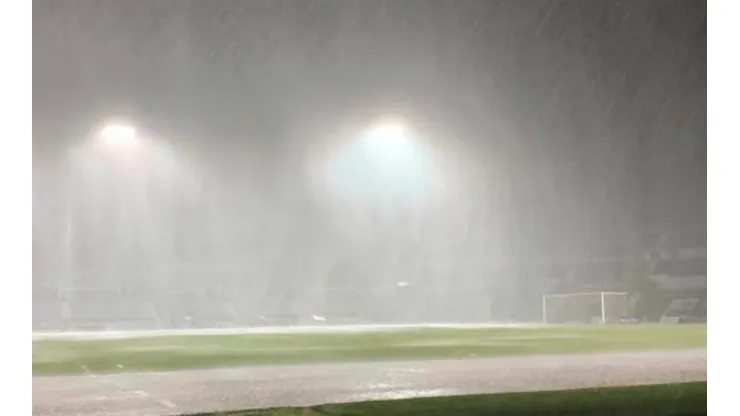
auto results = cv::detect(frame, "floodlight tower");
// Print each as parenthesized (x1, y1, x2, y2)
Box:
(62, 120, 176, 293)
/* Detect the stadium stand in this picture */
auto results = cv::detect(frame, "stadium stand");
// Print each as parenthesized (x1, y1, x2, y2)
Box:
(31, 241, 706, 331)
(660, 297, 700, 323)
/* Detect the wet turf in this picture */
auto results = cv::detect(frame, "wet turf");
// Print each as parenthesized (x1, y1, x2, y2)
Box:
(33, 324, 706, 375)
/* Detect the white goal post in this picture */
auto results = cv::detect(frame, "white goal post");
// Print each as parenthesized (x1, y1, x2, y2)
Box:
(542, 291, 630, 324)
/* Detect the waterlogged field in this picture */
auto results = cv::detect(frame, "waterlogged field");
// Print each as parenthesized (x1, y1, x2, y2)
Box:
(32, 324, 706, 375)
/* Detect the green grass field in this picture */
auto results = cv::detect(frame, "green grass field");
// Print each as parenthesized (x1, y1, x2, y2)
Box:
(191, 382, 706, 416)
(33, 324, 706, 376)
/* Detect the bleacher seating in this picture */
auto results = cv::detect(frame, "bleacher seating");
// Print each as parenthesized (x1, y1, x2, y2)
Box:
(657, 287, 707, 323)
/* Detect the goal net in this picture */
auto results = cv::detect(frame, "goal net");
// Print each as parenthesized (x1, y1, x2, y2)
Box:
(542, 292, 629, 324)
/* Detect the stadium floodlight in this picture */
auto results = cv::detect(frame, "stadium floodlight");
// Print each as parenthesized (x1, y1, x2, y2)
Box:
(97, 123, 141, 152)
(542, 291, 630, 325)
(323, 118, 434, 205)
(364, 122, 410, 154)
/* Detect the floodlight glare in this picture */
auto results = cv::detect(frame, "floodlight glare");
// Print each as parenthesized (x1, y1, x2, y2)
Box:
(363, 122, 411, 155)
(97, 123, 141, 151)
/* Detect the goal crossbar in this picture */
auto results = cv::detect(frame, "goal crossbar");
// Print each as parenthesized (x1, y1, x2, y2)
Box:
(542, 291, 629, 324)
(543, 291, 628, 298)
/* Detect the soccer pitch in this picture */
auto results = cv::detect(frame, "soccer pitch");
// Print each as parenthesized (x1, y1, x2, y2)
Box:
(32, 324, 706, 375)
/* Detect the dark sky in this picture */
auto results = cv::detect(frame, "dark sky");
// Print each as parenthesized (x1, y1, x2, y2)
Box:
(33, 0, 706, 258)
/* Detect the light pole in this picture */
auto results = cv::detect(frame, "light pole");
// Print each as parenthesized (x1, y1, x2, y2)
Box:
(62, 121, 175, 294)
(317, 118, 438, 319)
